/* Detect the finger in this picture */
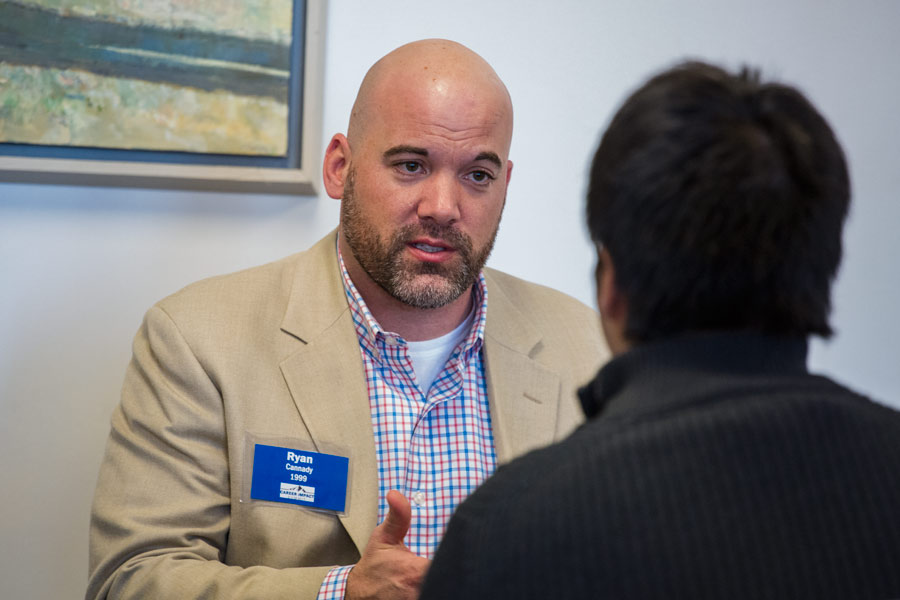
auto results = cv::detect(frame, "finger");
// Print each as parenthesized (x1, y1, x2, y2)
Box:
(378, 489, 412, 546)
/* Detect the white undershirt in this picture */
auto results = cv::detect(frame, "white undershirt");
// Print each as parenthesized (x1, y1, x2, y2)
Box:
(406, 307, 476, 394)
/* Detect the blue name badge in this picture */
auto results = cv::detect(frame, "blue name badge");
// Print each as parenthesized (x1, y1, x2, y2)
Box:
(250, 444, 349, 513)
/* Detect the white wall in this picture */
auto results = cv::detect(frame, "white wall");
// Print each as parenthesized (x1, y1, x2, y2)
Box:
(2, 1, 898, 597)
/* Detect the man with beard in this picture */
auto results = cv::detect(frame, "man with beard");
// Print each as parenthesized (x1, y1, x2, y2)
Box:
(86, 40, 607, 600)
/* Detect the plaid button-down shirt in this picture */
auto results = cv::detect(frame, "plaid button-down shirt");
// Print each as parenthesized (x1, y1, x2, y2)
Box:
(317, 247, 497, 599)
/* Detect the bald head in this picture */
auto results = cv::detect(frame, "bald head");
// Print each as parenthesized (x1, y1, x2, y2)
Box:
(321, 39, 514, 329)
(347, 39, 513, 149)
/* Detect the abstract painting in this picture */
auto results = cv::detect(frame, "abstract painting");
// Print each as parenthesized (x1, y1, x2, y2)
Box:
(0, 0, 295, 157)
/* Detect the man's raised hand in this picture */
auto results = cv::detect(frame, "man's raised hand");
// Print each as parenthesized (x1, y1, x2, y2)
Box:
(345, 490, 430, 600)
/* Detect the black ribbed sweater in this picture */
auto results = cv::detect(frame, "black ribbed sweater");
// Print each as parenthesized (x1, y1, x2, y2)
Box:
(421, 332, 900, 599)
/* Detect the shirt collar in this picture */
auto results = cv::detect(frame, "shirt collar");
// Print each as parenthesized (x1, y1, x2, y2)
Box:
(337, 239, 488, 358)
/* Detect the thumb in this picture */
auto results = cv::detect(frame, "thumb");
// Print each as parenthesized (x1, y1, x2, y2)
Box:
(377, 489, 412, 546)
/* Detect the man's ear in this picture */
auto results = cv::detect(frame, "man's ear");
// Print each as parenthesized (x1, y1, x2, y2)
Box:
(596, 247, 626, 322)
(322, 133, 351, 200)
(596, 246, 631, 355)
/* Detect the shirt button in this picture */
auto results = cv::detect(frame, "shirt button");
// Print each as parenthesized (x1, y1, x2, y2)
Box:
(412, 491, 426, 506)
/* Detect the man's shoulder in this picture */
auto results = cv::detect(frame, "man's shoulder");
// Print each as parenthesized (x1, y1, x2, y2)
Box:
(159, 252, 296, 310)
(156, 231, 336, 317)
(138, 232, 342, 359)
(483, 267, 597, 319)
(468, 373, 900, 517)
(482, 267, 605, 352)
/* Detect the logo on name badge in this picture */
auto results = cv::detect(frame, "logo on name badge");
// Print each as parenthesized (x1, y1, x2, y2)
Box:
(280, 482, 315, 502)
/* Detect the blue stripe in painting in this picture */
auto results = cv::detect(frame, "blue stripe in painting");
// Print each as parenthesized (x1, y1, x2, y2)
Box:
(0, 1, 291, 100)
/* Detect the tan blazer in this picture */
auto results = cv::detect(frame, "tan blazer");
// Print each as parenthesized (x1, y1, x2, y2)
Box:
(87, 231, 607, 600)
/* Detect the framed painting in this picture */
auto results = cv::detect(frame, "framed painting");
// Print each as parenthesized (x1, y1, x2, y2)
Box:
(0, 0, 325, 194)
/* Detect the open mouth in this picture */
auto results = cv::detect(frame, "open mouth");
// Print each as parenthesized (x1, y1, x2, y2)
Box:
(406, 238, 456, 262)
(411, 242, 447, 253)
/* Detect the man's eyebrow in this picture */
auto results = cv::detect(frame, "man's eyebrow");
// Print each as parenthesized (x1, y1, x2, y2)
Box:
(383, 146, 503, 168)
(384, 145, 429, 158)
(474, 151, 502, 168)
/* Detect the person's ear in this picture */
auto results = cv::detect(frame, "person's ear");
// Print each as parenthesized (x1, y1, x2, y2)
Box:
(596, 246, 631, 354)
(596, 247, 627, 322)
(322, 134, 351, 200)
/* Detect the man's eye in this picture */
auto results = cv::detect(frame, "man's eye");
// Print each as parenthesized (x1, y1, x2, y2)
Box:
(401, 162, 421, 173)
(469, 170, 494, 183)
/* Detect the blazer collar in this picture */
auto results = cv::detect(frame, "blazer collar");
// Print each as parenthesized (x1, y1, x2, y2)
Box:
(280, 230, 347, 344)
(482, 269, 561, 464)
(278, 230, 380, 556)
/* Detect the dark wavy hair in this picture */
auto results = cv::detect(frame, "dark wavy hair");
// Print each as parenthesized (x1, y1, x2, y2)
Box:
(587, 61, 850, 341)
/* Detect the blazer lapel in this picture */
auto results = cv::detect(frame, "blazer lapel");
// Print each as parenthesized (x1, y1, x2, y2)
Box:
(278, 231, 379, 556)
(483, 270, 562, 465)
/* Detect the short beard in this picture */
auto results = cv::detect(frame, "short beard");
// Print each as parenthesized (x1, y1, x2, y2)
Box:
(341, 169, 498, 309)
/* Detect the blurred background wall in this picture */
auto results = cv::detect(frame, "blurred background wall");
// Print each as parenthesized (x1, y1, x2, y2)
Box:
(2, 1, 898, 597)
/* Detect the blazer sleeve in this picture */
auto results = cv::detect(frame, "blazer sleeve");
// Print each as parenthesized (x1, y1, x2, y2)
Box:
(86, 305, 332, 600)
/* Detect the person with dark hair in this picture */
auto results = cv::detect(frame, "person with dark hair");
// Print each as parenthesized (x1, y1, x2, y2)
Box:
(588, 61, 848, 344)
(420, 61, 900, 599)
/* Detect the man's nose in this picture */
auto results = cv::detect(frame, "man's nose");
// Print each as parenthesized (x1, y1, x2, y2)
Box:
(416, 172, 461, 225)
